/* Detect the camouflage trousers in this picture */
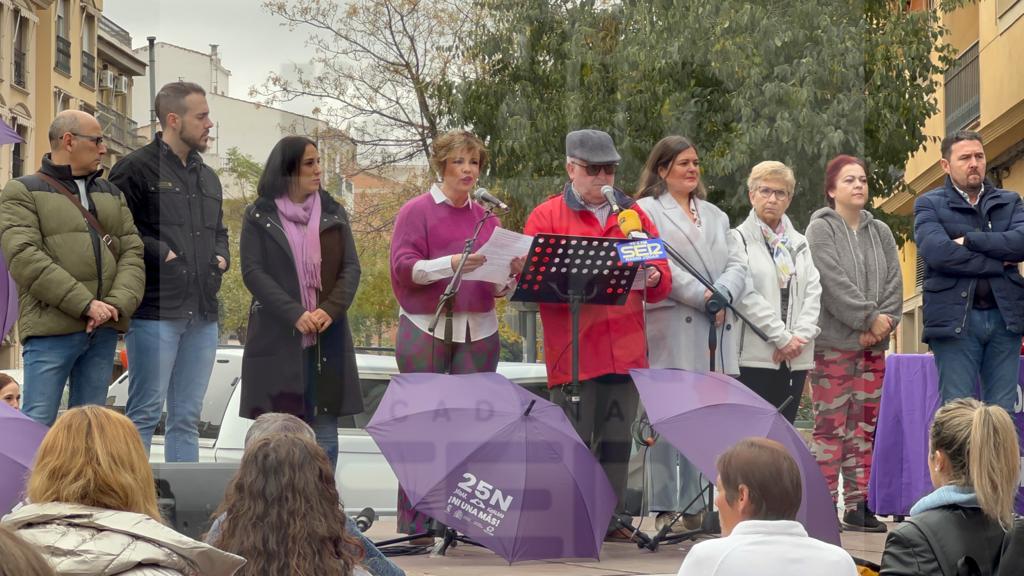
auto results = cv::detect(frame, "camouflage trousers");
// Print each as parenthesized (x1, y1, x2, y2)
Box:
(809, 347, 884, 509)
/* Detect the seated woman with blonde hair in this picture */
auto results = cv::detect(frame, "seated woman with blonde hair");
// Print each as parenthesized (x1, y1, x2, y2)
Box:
(881, 398, 1021, 575)
(0, 405, 244, 575)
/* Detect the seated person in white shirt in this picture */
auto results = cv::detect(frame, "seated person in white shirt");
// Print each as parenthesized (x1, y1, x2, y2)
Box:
(677, 437, 857, 576)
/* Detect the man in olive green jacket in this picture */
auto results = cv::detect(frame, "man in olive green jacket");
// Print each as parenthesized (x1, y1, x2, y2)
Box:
(0, 110, 144, 426)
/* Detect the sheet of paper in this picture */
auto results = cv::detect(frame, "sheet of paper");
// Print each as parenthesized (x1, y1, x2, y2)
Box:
(463, 227, 534, 284)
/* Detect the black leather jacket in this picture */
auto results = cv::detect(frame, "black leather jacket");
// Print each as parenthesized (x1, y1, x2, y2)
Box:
(108, 134, 229, 320)
(880, 506, 1008, 576)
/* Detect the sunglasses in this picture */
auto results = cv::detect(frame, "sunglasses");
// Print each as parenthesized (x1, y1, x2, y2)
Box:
(570, 160, 617, 176)
(70, 133, 104, 146)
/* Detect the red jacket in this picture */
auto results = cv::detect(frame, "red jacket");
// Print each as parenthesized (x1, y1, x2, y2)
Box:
(523, 185, 671, 387)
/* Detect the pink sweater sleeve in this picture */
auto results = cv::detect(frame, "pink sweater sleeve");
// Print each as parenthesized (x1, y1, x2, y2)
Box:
(390, 200, 428, 289)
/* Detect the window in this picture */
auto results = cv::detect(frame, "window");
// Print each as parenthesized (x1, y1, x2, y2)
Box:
(55, 0, 68, 37)
(12, 13, 29, 88)
(106, 352, 242, 441)
(81, 15, 96, 86)
(55, 0, 71, 74)
(11, 124, 27, 178)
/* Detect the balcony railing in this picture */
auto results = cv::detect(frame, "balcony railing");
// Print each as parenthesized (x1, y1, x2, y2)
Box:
(945, 42, 980, 136)
(81, 51, 96, 88)
(97, 102, 142, 151)
(55, 35, 71, 75)
(99, 15, 132, 48)
(13, 48, 26, 88)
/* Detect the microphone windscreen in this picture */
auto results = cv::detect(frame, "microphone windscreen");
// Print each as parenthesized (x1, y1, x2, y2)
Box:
(617, 209, 643, 237)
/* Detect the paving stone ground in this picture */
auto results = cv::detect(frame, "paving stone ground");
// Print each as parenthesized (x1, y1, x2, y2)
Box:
(363, 516, 890, 576)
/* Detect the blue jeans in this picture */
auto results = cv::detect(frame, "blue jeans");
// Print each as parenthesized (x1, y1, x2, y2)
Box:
(125, 318, 218, 462)
(929, 307, 1021, 413)
(21, 328, 118, 426)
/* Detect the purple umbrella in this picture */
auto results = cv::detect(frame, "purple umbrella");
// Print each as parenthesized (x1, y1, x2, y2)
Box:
(0, 122, 22, 146)
(0, 402, 48, 516)
(0, 251, 17, 341)
(630, 368, 841, 546)
(366, 372, 617, 562)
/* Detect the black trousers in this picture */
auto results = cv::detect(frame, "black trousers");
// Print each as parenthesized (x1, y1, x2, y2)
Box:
(737, 365, 806, 424)
(550, 374, 639, 517)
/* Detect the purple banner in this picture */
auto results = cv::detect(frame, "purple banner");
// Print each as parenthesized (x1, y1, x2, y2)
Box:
(869, 354, 1024, 516)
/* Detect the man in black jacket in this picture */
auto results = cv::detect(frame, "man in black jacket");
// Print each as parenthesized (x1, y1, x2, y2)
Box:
(109, 81, 229, 462)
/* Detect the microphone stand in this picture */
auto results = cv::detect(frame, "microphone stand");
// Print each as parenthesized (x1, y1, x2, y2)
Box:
(407, 204, 497, 555)
(428, 207, 497, 375)
(657, 241, 770, 371)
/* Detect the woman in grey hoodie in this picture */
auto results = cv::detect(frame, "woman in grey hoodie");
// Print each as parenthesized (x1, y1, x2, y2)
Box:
(805, 155, 902, 533)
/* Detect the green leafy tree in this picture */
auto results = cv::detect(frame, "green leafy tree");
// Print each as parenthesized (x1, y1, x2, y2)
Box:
(348, 236, 400, 348)
(435, 0, 968, 239)
(217, 150, 264, 341)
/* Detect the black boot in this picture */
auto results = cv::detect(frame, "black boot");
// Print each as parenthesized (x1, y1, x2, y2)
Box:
(842, 502, 887, 533)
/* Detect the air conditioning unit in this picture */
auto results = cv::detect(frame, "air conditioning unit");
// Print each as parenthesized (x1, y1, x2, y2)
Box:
(114, 75, 128, 94)
(99, 70, 114, 90)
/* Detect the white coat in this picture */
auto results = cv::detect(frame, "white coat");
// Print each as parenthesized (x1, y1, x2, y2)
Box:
(731, 212, 822, 371)
(637, 194, 747, 374)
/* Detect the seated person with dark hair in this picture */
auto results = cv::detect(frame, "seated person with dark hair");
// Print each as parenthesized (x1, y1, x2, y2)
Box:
(677, 438, 857, 576)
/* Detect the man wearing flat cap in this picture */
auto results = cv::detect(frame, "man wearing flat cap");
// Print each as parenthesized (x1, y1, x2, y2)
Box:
(523, 129, 671, 541)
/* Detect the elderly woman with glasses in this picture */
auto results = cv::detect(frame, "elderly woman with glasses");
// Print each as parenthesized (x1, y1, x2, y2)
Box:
(731, 161, 821, 424)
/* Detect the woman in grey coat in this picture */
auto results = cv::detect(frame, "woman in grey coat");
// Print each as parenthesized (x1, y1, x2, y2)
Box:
(635, 136, 747, 534)
(805, 154, 901, 533)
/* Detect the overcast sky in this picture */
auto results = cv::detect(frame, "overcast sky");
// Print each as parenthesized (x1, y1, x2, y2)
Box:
(103, 0, 318, 116)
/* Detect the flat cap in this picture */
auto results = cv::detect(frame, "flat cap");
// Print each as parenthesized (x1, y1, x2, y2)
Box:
(565, 129, 621, 164)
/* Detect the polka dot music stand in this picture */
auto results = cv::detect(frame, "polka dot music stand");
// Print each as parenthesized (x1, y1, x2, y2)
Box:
(512, 233, 639, 400)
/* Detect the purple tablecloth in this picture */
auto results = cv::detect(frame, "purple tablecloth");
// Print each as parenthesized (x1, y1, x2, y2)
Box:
(869, 354, 1024, 515)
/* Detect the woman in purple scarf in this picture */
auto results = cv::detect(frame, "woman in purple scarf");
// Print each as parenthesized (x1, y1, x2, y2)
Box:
(389, 130, 522, 540)
(239, 136, 363, 470)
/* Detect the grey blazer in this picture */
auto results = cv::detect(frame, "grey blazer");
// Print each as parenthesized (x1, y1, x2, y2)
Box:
(637, 194, 747, 375)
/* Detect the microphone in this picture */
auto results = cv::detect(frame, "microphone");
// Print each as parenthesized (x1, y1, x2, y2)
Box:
(617, 209, 648, 240)
(472, 188, 508, 210)
(601, 185, 621, 213)
(353, 507, 376, 533)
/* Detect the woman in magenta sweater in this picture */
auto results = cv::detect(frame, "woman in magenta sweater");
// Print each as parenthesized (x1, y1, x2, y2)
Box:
(388, 130, 522, 538)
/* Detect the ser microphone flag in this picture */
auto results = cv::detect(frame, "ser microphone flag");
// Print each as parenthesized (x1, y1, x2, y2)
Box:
(616, 209, 664, 264)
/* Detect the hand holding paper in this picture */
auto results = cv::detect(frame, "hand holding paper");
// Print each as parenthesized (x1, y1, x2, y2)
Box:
(463, 228, 534, 284)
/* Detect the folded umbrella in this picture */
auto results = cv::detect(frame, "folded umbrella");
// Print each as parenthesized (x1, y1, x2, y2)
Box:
(630, 368, 841, 546)
(366, 372, 617, 562)
(0, 402, 48, 516)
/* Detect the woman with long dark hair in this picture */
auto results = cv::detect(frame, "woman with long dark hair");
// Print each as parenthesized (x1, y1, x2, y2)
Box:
(880, 399, 1021, 574)
(239, 136, 363, 469)
(634, 135, 747, 534)
(210, 433, 368, 576)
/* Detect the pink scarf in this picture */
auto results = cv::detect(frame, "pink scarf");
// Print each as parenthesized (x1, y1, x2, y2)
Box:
(275, 193, 322, 348)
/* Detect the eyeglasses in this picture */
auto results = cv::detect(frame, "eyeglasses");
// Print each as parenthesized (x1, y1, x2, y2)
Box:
(70, 133, 104, 146)
(570, 160, 617, 176)
(755, 187, 789, 200)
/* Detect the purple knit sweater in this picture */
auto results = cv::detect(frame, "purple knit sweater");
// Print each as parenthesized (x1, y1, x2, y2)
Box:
(390, 192, 499, 314)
